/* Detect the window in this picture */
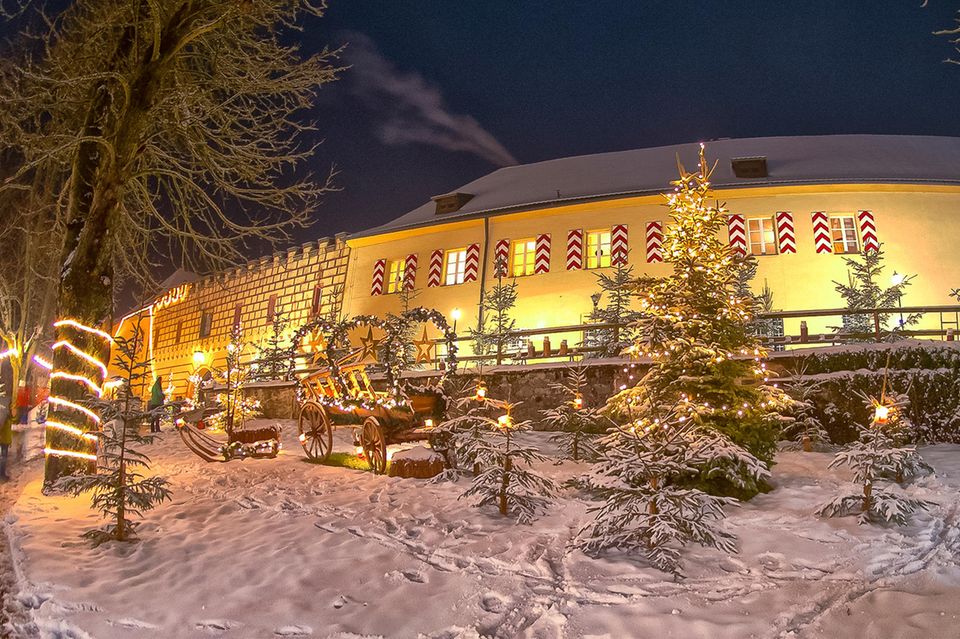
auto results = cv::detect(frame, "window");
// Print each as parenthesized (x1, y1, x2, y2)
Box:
(830, 216, 860, 253)
(198, 312, 213, 338)
(747, 217, 777, 255)
(444, 248, 467, 285)
(311, 285, 323, 317)
(511, 238, 536, 277)
(232, 304, 243, 328)
(586, 229, 612, 269)
(386, 258, 406, 294)
(175, 321, 183, 344)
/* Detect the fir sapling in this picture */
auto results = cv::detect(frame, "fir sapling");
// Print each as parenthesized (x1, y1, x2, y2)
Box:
(57, 324, 172, 543)
(780, 364, 831, 452)
(541, 365, 610, 462)
(460, 400, 555, 523)
(817, 394, 933, 526)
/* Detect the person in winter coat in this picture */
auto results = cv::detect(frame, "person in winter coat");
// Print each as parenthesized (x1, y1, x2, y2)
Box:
(0, 403, 12, 481)
(148, 376, 165, 433)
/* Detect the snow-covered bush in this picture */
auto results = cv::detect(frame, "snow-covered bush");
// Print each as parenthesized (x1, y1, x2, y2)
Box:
(779, 366, 831, 452)
(817, 395, 932, 526)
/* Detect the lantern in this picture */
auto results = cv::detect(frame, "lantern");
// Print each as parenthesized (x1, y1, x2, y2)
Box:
(873, 403, 890, 425)
(573, 395, 584, 410)
(475, 381, 487, 401)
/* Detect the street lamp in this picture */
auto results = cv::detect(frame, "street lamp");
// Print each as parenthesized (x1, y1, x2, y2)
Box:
(451, 308, 462, 333)
(192, 350, 206, 368)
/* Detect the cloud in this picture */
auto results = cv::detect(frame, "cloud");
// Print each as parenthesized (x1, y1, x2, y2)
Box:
(342, 32, 518, 167)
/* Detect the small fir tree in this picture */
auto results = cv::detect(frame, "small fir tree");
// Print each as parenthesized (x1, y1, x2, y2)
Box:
(605, 144, 790, 498)
(57, 324, 172, 543)
(585, 263, 642, 357)
(780, 365, 831, 452)
(817, 393, 932, 525)
(541, 365, 610, 462)
(251, 306, 295, 382)
(834, 245, 918, 339)
(471, 261, 519, 365)
(381, 285, 421, 393)
(209, 322, 261, 433)
(460, 400, 555, 523)
(434, 379, 499, 477)
(579, 392, 768, 575)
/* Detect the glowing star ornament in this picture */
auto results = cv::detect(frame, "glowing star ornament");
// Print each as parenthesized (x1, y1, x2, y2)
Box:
(414, 326, 436, 364)
(356, 327, 383, 363)
(302, 328, 328, 364)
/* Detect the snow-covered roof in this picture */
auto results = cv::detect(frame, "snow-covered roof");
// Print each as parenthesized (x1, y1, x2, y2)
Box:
(354, 135, 960, 238)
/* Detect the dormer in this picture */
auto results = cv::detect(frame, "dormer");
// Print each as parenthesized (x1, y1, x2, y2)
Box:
(431, 191, 474, 215)
(731, 156, 768, 178)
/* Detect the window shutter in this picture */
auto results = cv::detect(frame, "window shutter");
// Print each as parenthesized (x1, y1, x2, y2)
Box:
(371, 258, 386, 295)
(726, 214, 746, 256)
(775, 212, 796, 254)
(566, 229, 583, 270)
(233, 304, 242, 328)
(534, 233, 551, 274)
(427, 249, 444, 287)
(858, 210, 879, 252)
(494, 239, 510, 277)
(404, 253, 418, 290)
(311, 284, 323, 316)
(266, 294, 277, 324)
(645, 221, 663, 263)
(611, 224, 628, 265)
(464, 243, 481, 282)
(811, 212, 832, 254)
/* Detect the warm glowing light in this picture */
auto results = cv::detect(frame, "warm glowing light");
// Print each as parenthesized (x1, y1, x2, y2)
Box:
(475, 382, 487, 401)
(54, 319, 114, 343)
(891, 271, 905, 286)
(355, 446, 364, 456)
(45, 420, 99, 442)
(497, 414, 512, 429)
(0, 349, 15, 361)
(32, 355, 53, 370)
(451, 308, 462, 321)
(52, 340, 109, 378)
(298, 433, 307, 443)
(48, 397, 101, 423)
(573, 395, 584, 410)
(424, 418, 434, 428)
(51, 371, 104, 397)
(44, 447, 97, 461)
(873, 404, 890, 425)
(192, 350, 207, 367)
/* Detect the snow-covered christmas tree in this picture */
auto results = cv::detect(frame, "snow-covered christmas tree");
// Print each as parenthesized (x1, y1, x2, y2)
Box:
(579, 389, 768, 575)
(470, 260, 519, 365)
(57, 324, 172, 543)
(541, 365, 610, 462)
(208, 322, 261, 433)
(780, 364, 831, 452)
(606, 143, 789, 497)
(817, 392, 932, 525)
(460, 399, 555, 523)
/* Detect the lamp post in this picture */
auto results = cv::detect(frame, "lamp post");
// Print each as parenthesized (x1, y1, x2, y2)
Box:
(891, 271, 905, 328)
(451, 308, 461, 334)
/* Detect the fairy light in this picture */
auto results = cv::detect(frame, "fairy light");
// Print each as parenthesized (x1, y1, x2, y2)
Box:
(54, 319, 115, 344)
(873, 403, 890, 425)
(48, 396, 101, 423)
(0, 349, 15, 361)
(51, 371, 104, 397)
(52, 340, 109, 378)
(45, 421, 99, 443)
(32, 354, 53, 370)
(43, 447, 97, 462)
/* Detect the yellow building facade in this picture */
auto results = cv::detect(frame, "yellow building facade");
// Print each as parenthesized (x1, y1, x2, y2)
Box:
(139, 135, 960, 384)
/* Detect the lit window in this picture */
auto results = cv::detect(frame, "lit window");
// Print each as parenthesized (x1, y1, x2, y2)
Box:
(511, 239, 536, 277)
(830, 216, 860, 253)
(386, 258, 406, 294)
(586, 229, 612, 269)
(747, 217, 777, 255)
(444, 248, 467, 285)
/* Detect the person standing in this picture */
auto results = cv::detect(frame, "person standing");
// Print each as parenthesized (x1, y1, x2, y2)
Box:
(0, 402, 12, 481)
(148, 376, 164, 433)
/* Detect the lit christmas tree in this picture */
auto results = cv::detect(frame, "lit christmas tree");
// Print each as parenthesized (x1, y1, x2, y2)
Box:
(251, 306, 295, 382)
(817, 393, 932, 525)
(606, 143, 789, 497)
(541, 365, 609, 462)
(208, 322, 261, 433)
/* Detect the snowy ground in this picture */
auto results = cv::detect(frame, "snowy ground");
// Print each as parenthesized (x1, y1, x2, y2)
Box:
(4, 422, 960, 639)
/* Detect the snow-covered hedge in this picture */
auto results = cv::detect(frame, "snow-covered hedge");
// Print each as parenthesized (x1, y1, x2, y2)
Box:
(788, 341, 960, 444)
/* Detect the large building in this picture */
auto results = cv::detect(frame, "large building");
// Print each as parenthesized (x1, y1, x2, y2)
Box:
(139, 135, 960, 395)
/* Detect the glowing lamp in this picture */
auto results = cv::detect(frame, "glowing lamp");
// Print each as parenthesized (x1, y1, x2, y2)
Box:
(873, 404, 890, 425)
(497, 414, 512, 429)
(192, 350, 206, 367)
(891, 271, 905, 286)
(475, 382, 487, 401)
(355, 446, 364, 457)
(573, 395, 584, 410)
(298, 433, 307, 443)
(451, 308, 462, 321)
(424, 418, 434, 428)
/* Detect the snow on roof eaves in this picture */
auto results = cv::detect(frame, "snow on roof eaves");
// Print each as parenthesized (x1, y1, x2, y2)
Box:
(351, 134, 960, 239)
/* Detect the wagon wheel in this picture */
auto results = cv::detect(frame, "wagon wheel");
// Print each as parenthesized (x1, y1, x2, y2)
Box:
(298, 401, 333, 462)
(361, 417, 388, 475)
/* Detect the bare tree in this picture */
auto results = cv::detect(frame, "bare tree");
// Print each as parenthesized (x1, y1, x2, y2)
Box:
(0, 0, 341, 481)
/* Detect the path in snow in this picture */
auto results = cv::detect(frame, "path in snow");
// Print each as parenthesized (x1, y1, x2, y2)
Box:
(3, 421, 960, 638)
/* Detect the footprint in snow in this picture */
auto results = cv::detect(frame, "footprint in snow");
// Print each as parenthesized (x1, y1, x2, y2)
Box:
(401, 570, 427, 583)
(480, 593, 508, 614)
(332, 594, 349, 609)
(195, 619, 241, 631)
(108, 618, 160, 630)
(274, 625, 313, 636)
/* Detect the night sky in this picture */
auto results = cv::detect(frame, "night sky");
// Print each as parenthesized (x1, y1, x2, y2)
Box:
(307, 2, 960, 240)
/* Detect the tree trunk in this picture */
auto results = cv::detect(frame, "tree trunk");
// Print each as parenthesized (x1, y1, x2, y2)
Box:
(499, 456, 511, 516)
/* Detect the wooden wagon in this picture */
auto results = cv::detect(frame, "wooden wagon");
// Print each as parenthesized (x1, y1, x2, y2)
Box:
(296, 351, 446, 474)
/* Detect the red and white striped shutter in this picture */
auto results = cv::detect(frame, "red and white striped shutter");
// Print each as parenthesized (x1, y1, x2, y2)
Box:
(726, 214, 747, 256)
(775, 212, 796, 254)
(371, 259, 386, 295)
(811, 211, 832, 254)
(534, 233, 551, 274)
(494, 239, 510, 277)
(464, 243, 481, 282)
(611, 224, 628, 265)
(645, 221, 663, 263)
(566, 229, 583, 270)
(427, 249, 444, 287)
(858, 210, 879, 252)
(403, 253, 418, 290)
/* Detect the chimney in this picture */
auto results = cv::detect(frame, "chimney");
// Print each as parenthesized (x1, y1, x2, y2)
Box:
(431, 192, 474, 215)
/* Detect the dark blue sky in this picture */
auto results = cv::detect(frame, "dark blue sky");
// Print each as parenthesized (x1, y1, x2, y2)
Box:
(307, 1, 960, 238)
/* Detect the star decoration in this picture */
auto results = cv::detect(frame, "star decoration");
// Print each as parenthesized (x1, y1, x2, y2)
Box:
(414, 326, 436, 364)
(357, 326, 383, 363)
(302, 328, 328, 364)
